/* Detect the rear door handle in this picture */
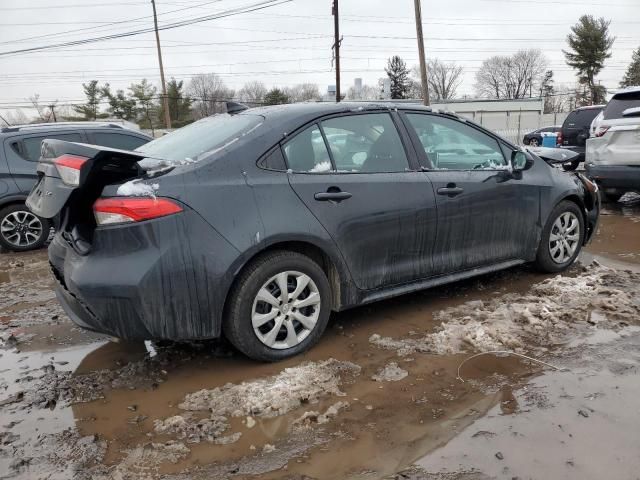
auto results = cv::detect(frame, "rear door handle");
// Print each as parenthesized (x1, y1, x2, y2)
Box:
(437, 186, 463, 196)
(314, 191, 352, 202)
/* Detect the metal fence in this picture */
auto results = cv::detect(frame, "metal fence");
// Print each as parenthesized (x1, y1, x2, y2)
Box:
(456, 111, 569, 145)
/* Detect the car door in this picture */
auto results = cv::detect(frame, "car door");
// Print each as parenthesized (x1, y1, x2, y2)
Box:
(3, 131, 86, 194)
(402, 112, 539, 275)
(285, 112, 438, 291)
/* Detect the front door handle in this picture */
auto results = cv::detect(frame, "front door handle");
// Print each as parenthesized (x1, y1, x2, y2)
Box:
(437, 185, 463, 197)
(314, 190, 352, 202)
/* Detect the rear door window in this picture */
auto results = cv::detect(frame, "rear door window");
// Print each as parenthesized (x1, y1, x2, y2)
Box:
(603, 91, 640, 120)
(89, 132, 150, 151)
(19, 133, 83, 161)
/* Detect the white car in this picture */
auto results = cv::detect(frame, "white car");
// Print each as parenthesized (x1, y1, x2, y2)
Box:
(585, 86, 640, 202)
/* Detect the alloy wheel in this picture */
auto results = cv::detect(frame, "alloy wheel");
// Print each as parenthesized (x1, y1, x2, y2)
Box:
(529, 138, 539, 147)
(251, 270, 321, 350)
(548, 212, 580, 264)
(0, 211, 43, 248)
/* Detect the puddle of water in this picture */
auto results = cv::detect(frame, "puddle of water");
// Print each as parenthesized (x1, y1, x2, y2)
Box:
(413, 330, 640, 480)
(587, 202, 640, 266)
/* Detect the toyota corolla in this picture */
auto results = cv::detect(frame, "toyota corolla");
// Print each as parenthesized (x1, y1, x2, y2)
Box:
(27, 103, 600, 361)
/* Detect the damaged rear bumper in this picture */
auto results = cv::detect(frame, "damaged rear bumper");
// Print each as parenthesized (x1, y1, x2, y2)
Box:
(48, 209, 240, 341)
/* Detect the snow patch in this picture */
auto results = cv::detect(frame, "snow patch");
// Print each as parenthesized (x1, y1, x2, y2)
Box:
(310, 161, 332, 173)
(371, 362, 408, 382)
(116, 179, 159, 197)
(370, 265, 640, 356)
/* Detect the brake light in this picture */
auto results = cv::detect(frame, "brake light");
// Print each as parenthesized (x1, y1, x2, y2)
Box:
(556, 132, 563, 146)
(594, 126, 610, 137)
(93, 197, 182, 225)
(54, 154, 89, 186)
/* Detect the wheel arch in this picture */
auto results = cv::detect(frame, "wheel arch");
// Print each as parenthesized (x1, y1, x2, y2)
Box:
(222, 238, 354, 324)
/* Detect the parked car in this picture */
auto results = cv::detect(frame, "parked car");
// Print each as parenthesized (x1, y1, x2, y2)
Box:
(585, 86, 640, 202)
(0, 122, 152, 252)
(522, 126, 561, 147)
(27, 103, 600, 361)
(557, 104, 605, 171)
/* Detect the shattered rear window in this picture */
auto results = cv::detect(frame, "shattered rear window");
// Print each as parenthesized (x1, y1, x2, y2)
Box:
(135, 113, 263, 164)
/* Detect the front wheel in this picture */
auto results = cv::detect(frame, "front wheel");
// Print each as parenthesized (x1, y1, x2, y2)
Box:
(534, 201, 584, 273)
(223, 251, 332, 361)
(0, 204, 51, 252)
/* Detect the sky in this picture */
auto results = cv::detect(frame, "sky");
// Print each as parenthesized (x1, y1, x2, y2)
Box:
(0, 0, 638, 117)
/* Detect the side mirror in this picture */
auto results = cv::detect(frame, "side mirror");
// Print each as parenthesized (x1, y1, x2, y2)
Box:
(622, 106, 640, 118)
(511, 150, 528, 171)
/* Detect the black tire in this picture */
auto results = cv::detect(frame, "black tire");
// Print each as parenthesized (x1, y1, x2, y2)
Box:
(223, 250, 332, 362)
(0, 204, 51, 252)
(601, 190, 624, 203)
(534, 200, 585, 273)
(562, 159, 580, 171)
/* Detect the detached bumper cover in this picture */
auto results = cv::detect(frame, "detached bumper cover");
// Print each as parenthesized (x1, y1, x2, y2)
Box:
(49, 209, 240, 340)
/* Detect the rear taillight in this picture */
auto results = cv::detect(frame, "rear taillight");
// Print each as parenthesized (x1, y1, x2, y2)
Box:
(54, 154, 89, 186)
(594, 126, 610, 137)
(556, 132, 563, 146)
(93, 197, 182, 225)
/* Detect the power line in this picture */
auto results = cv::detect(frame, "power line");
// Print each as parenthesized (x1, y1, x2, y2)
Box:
(0, 0, 292, 57)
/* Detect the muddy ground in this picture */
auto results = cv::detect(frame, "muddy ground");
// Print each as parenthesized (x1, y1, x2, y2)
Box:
(1, 194, 639, 480)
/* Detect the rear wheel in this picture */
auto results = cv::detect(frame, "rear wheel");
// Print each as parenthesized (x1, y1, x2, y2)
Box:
(0, 204, 51, 252)
(528, 138, 540, 147)
(534, 201, 584, 273)
(223, 251, 332, 361)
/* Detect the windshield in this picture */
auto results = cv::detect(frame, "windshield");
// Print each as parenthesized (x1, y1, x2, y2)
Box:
(135, 113, 263, 164)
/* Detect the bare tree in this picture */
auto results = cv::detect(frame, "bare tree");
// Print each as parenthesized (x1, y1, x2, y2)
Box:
(284, 83, 321, 103)
(188, 73, 234, 118)
(426, 59, 463, 100)
(346, 84, 380, 100)
(475, 49, 547, 99)
(5, 109, 30, 125)
(237, 81, 267, 105)
(29, 94, 52, 122)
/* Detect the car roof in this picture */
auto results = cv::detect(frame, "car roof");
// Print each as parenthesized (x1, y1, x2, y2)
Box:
(0, 121, 149, 136)
(237, 101, 436, 121)
(613, 85, 640, 95)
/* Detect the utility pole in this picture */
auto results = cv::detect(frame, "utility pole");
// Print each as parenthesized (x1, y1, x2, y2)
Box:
(151, 0, 172, 129)
(332, 0, 341, 102)
(413, 0, 430, 106)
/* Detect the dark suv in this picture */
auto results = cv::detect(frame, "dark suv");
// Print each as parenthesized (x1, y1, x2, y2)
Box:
(0, 122, 151, 251)
(557, 104, 605, 170)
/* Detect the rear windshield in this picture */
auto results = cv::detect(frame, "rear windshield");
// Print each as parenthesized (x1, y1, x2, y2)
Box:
(135, 113, 263, 164)
(603, 91, 640, 120)
(563, 108, 602, 129)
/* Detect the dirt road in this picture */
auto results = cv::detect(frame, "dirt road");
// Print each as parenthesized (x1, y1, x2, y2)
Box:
(1, 195, 639, 480)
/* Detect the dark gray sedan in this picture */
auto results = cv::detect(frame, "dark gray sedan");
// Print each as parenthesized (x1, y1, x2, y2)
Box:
(27, 103, 600, 361)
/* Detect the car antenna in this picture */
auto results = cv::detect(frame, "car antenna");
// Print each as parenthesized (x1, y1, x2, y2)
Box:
(226, 101, 249, 115)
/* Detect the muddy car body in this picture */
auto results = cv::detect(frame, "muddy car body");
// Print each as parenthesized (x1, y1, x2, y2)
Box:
(27, 103, 600, 361)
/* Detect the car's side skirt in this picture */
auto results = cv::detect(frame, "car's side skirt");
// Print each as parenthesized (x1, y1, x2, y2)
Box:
(355, 259, 526, 308)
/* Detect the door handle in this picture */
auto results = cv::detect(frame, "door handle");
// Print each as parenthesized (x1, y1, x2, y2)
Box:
(437, 185, 463, 196)
(314, 190, 352, 202)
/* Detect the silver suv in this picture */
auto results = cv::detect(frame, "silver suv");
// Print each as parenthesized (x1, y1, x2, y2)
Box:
(586, 86, 640, 202)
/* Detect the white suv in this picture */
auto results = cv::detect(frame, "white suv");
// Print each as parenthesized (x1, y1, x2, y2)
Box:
(585, 86, 640, 202)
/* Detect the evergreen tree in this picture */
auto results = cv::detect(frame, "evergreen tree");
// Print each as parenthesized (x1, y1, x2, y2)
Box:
(129, 79, 158, 131)
(541, 70, 555, 113)
(263, 88, 289, 105)
(620, 47, 640, 88)
(563, 15, 615, 104)
(385, 56, 410, 99)
(73, 80, 103, 120)
(101, 84, 137, 121)
(159, 78, 192, 127)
